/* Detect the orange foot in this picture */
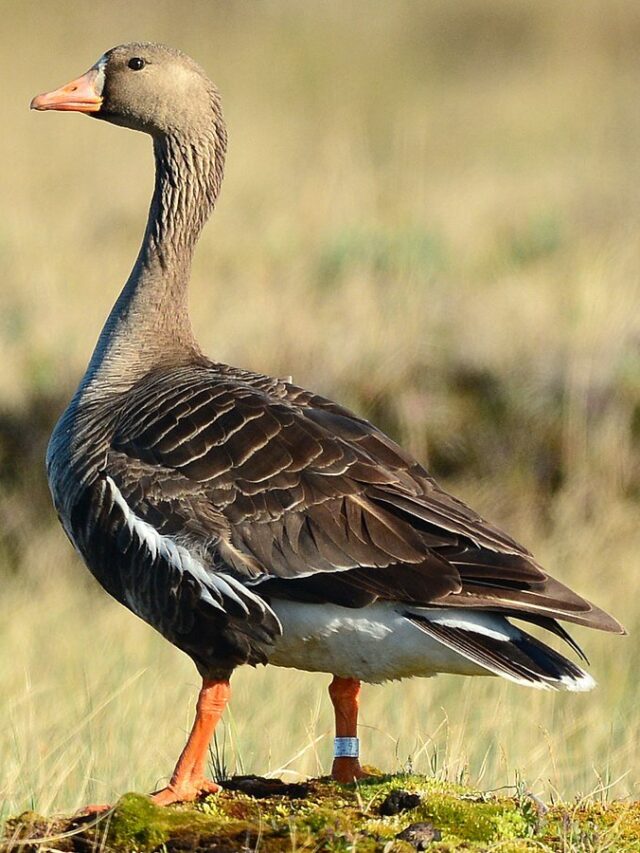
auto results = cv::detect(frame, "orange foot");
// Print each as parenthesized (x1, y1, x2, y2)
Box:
(332, 757, 368, 784)
(78, 803, 112, 816)
(150, 777, 220, 805)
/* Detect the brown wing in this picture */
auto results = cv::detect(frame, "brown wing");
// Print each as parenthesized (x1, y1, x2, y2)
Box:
(109, 363, 623, 634)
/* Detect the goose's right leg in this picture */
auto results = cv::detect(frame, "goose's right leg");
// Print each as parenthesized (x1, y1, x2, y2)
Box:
(151, 678, 230, 805)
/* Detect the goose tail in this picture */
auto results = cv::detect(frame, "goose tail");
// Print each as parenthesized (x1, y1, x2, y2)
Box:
(405, 609, 595, 692)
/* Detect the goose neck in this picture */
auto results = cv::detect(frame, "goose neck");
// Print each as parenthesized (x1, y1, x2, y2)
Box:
(144, 131, 223, 273)
(80, 118, 226, 396)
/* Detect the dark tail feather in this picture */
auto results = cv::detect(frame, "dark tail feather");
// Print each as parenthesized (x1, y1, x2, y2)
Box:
(405, 612, 595, 691)
(509, 614, 590, 665)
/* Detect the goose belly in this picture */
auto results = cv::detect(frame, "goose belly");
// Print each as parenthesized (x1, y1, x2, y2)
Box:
(268, 600, 490, 684)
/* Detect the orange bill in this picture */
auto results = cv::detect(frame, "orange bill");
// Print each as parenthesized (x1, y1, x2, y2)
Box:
(31, 66, 104, 113)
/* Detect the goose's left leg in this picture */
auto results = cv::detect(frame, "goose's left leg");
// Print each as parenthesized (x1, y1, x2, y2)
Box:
(329, 675, 367, 783)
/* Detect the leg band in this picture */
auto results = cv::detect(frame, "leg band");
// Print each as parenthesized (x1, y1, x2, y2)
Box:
(334, 736, 359, 758)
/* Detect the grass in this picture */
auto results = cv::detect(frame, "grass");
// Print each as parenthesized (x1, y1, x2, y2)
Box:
(1, 0, 640, 833)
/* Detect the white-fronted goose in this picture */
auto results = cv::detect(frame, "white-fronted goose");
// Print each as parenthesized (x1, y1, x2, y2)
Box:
(32, 43, 624, 806)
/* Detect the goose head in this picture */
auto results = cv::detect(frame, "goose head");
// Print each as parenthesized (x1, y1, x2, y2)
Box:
(31, 42, 222, 140)
(31, 43, 227, 340)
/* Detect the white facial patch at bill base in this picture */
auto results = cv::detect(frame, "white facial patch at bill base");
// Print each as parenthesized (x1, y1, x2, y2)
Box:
(91, 54, 108, 96)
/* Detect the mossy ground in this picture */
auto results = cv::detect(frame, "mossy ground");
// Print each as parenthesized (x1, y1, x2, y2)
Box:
(3, 774, 640, 852)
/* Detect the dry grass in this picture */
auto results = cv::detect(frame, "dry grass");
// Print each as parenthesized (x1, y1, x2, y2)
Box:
(2, 0, 640, 820)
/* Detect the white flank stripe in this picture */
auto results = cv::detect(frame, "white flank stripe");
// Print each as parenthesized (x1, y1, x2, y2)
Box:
(104, 475, 275, 622)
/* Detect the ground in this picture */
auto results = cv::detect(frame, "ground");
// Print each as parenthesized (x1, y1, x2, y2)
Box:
(3, 773, 640, 852)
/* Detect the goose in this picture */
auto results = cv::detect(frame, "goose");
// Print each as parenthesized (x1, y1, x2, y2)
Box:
(31, 43, 623, 806)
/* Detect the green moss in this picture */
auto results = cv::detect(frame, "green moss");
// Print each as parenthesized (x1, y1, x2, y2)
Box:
(411, 791, 528, 843)
(4, 776, 640, 852)
(87, 793, 254, 852)
(106, 795, 168, 851)
(540, 801, 640, 852)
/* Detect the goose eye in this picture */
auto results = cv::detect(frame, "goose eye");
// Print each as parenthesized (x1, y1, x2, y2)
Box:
(128, 57, 146, 71)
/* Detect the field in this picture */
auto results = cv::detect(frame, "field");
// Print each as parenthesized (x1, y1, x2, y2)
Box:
(2, 0, 640, 826)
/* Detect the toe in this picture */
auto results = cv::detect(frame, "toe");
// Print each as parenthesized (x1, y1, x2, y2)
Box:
(197, 779, 221, 795)
(79, 803, 112, 816)
(150, 778, 220, 805)
(150, 786, 187, 806)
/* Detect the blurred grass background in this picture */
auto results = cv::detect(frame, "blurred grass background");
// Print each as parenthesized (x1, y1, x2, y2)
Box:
(1, 0, 640, 818)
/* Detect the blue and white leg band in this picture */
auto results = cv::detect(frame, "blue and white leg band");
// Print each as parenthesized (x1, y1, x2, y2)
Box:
(334, 737, 359, 758)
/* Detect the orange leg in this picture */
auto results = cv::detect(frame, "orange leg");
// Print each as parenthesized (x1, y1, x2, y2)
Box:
(151, 678, 230, 805)
(329, 675, 367, 783)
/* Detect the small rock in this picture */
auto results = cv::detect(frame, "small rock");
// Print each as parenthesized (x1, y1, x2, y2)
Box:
(396, 821, 442, 850)
(378, 789, 422, 816)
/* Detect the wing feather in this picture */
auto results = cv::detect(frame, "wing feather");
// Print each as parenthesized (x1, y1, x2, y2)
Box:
(103, 364, 623, 635)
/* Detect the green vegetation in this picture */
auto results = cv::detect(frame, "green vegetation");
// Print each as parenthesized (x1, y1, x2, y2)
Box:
(4, 775, 640, 852)
(1, 0, 639, 839)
